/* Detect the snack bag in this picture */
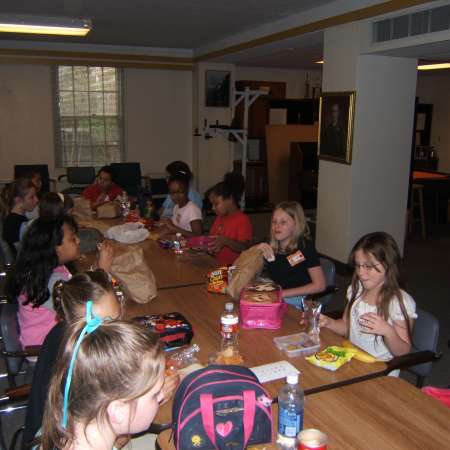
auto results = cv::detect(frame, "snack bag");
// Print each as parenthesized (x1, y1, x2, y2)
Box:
(305, 346, 357, 371)
(207, 267, 229, 294)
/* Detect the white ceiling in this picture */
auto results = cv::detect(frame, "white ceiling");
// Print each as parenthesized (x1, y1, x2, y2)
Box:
(0, 0, 335, 49)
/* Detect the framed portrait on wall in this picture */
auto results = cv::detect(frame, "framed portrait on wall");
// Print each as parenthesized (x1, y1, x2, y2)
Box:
(318, 91, 356, 164)
(205, 70, 231, 107)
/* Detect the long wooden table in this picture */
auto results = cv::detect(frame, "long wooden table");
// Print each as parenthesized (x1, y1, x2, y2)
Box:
(78, 218, 217, 289)
(126, 285, 387, 427)
(158, 377, 450, 449)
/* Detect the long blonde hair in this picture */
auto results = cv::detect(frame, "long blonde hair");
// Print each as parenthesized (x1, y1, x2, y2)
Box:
(346, 232, 413, 343)
(41, 321, 165, 450)
(270, 201, 310, 253)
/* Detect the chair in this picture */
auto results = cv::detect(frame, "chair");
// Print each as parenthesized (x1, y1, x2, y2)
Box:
(0, 219, 14, 268)
(148, 175, 169, 211)
(0, 303, 39, 450)
(408, 308, 440, 387)
(58, 166, 96, 196)
(13, 165, 53, 193)
(284, 257, 337, 310)
(111, 162, 149, 197)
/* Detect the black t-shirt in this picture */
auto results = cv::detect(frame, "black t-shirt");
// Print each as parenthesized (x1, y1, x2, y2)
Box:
(2, 212, 27, 254)
(23, 322, 66, 444)
(266, 239, 320, 290)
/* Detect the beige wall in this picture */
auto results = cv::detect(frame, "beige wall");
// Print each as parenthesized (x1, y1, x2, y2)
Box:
(0, 64, 54, 180)
(0, 63, 193, 183)
(235, 66, 322, 99)
(416, 72, 450, 173)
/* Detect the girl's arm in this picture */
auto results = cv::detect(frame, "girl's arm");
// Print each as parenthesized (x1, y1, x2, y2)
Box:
(281, 266, 326, 298)
(360, 313, 413, 356)
(209, 235, 251, 253)
(319, 304, 349, 337)
(160, 218, 203, 238)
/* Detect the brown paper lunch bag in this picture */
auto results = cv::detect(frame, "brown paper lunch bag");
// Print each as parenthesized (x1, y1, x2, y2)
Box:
(227, 245, 264, 300)
(97, 201, 121, 219)
(110, 243, 157, 304)
(72, 197, 93, 220)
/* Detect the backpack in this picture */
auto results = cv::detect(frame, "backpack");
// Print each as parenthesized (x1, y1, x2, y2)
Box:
(172, 365, 273, 450)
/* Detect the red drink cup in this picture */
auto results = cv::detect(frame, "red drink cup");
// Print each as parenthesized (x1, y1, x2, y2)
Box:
(297, 429, 328, 450)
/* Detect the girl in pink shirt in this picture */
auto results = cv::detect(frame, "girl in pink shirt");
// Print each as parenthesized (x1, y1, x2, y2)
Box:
(7, 215, 81, 347)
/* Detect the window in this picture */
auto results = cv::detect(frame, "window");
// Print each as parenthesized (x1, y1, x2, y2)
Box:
(54, 66, 124, 167)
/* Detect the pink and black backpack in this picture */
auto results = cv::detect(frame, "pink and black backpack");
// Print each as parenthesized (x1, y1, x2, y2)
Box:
(172, 365, 273, 450)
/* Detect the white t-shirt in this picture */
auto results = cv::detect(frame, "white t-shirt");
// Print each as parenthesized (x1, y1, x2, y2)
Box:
(172, 201, 202, 232)
(347, 283, 417, 376)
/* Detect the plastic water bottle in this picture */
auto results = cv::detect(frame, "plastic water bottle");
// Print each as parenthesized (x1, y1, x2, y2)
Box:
(220, 302, 239, 344)
(277, 374, 304, 449)
(119, 191, 130, 217)
(174, 232, 183, 255)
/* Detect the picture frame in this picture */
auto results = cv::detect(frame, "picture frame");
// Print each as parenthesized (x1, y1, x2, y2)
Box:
(205, 70, 231, 107)
(318, 91, 356, 164)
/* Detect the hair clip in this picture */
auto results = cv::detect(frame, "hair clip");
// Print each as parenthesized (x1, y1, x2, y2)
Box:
(62, 300, 103, 428)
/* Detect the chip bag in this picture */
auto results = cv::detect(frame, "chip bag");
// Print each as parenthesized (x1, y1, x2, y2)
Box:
(305, 346, 357, 371)
(207, 267, 229, 294)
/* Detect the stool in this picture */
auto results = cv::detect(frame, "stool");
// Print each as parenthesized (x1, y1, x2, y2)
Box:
(409, 184, 426, 239)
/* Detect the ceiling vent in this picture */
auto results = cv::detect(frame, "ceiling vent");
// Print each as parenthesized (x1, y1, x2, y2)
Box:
(373, 4, 450, 43)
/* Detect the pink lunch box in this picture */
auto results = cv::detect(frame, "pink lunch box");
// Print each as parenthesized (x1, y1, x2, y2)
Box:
(187, 236, 214, 250)
(239, 285, 288, 330)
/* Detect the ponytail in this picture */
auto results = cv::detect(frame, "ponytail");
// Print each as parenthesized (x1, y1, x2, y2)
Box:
(0, 178, 34, 217)
(208, 172, 245, 207)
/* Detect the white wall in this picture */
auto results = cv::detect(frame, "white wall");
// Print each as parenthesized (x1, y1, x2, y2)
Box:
(235, 66, 322, 99)
(0, 63, 193, 182)
(125, 68, 192, 175)
(416, 72, 450, 173)
(316, 23, 417, 262)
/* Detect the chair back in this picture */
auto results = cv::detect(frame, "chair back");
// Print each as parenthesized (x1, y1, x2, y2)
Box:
(14, 164, 50, 193)
(409, 308, 440, 378)
(111, 162, 142, 197)
(0, 219, 14, 267)
(149, 175, 169, 210)
(319, 257, 336, 309)
(78, 227, 103, 253)
(0, 303, 24, 376)
(67, 166, 95, 185)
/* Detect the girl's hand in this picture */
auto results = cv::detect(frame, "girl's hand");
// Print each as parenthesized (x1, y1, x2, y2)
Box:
(160, 218, 177, 232)
(319, 314, 332, 328)
(359, 313, 393, 336)
(160, 373, 180, 406)
(257, 243, 275, 262)
(208, 235, 226, 254)
(98, 240, 114, 272)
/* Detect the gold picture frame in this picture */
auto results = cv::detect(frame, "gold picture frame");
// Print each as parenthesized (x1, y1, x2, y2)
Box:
(318, 91, 356, 164)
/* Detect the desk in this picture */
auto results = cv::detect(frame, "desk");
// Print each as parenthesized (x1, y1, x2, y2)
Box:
(158, 377, 450, 450)
(126, 285, 386, 426)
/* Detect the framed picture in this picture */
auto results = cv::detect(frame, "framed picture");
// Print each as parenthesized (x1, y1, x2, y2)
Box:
(205, 70, 231, 107)
(318, 91, 356, 164)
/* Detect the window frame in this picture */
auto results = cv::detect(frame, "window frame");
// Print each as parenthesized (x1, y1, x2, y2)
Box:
(53, 65, 126, 168)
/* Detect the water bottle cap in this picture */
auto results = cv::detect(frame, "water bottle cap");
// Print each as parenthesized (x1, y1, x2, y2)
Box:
(286, 374, 299, 384)
(225, 302, 234, 312)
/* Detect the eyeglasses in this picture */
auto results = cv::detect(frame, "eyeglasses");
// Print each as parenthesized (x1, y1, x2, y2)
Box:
(354, 263, 382, 272)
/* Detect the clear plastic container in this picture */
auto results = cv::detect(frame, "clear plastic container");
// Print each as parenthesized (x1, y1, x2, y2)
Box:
(273, 333, 320, 358)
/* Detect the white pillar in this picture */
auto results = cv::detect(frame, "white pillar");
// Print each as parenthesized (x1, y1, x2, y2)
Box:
(316, 22, 418, 262)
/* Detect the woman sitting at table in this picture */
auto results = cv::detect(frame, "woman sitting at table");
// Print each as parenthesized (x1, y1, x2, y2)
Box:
(319, 232, 416, 376)
(208, 172, 253, 265)
(257, 201, 325, 307)
(83, 166, 123, 210)
(160, 172, 203, 237)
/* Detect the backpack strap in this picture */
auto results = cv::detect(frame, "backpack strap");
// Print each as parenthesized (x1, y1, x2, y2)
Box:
(243, 390, 256, 447)
(200, 393, 217, 448)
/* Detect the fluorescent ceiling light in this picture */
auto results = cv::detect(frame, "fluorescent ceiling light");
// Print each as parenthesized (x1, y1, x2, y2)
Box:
(417, 63, 450, 71)
(0, 14, 91, 36)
